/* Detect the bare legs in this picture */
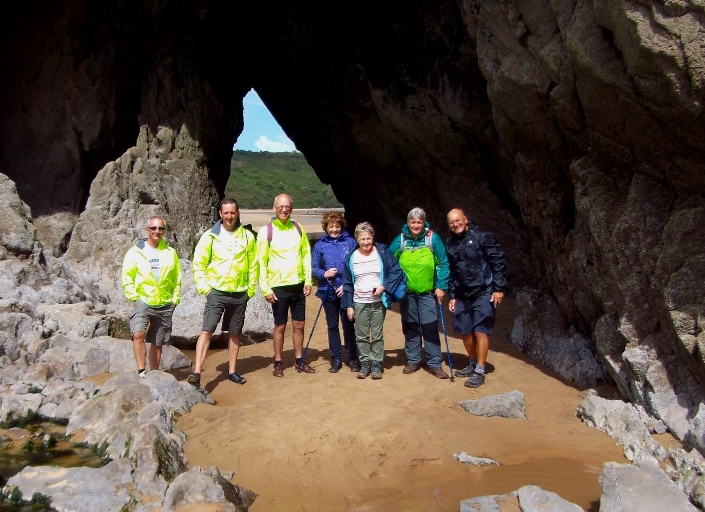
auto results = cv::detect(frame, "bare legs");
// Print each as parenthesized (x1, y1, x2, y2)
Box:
(461, 332, 489, 365)
(194, 331, 242, 374)
(133, 332, 163, 371)
(272, 320, 305, 360)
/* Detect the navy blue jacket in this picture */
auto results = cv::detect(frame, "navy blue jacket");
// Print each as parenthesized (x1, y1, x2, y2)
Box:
(311, 230, 357, 301)
(341, 242, 408, 310)
(446, 222, 506, 301)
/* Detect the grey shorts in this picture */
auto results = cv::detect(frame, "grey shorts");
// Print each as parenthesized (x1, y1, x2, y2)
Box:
(130, 300, 176, 346)
(202, 289, 249, 334)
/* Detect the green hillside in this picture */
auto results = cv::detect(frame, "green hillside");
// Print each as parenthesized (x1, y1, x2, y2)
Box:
(225, 150, 342, 209)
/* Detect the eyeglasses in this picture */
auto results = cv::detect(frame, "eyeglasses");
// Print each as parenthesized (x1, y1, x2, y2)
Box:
(148, 226, 166, 232)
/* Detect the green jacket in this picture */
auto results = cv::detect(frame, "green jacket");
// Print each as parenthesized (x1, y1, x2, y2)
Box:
(256, 218, 312, 295)
(193, 220, 257, 297)
(388, 222, 450, 294)
(121, 238, 182, 306)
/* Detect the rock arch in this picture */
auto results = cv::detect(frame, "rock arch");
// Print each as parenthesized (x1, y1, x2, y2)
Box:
(1, 0, 704, 452)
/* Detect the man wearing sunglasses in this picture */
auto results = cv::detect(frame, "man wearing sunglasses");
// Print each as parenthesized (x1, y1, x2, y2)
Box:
(121, 216, 182, 377)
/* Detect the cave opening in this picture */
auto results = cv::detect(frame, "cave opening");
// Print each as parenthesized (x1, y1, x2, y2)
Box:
(227, 89, 341, 210)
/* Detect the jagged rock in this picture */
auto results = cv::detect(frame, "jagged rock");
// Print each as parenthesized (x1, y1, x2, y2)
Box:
(453, 452, 499, 466)
(0, 174, 40, 259)
(599, 462, 698, 512)
(91, 336, 191, 373)
(21, 348, 76, 386)
(162, 466, 257, 512)
(576, 395, 665, 465)
(459, 390, 527, 420)
(66, 372, 213, 477)
(63, 145, 220, 305)
(511, 289, 607, 388)
(3, 457, 133, 512)
(577, 394, 705, 507)
(2, 0, 705, 464)
(0, 393, 42, 427)
(36, 379, 97, 422)
(459, 485, 582, 512)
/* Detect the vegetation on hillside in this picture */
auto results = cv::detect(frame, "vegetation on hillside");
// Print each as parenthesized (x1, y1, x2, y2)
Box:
(225, 151, 342, 209)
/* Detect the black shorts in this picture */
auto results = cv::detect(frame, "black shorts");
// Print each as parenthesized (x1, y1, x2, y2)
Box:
(452, 292, 495, 336)
(202, 289, 249, 334)
(271, 283, 306, 325)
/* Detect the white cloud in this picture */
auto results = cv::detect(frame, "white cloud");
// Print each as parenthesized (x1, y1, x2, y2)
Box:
(254, 135, 298, 152)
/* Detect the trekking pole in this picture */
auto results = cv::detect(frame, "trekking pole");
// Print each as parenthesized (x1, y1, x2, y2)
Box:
(298, 278, 334, 372)
(437, 299, 454, 382)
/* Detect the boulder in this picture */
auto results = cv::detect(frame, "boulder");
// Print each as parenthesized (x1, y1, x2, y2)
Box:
(599, 461, 698, 512)
(4, 457, 134, 512)
(162, 466, 257, 512)
(460, 485, 582, 512)
(459, 390, 527, 420)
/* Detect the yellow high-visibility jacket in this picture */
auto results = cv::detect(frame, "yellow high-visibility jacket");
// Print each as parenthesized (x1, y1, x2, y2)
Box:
(256, 219, 311, 295)
(193, 221, 257, 297)
(121, 238, 182, 306)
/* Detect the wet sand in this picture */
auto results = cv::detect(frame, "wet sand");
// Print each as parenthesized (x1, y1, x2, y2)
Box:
(175, 296, 628, 511)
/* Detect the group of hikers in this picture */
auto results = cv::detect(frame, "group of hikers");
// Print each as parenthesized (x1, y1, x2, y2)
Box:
(120, 193, 506, 389)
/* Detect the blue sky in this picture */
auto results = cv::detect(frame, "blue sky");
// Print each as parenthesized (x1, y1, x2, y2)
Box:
(234, 89, 298, 152)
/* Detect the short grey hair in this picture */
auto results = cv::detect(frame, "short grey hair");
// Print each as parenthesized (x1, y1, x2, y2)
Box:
(407, 207, 426, 222)
(354, 222, 374, 241)
(147, 215, 166, 227)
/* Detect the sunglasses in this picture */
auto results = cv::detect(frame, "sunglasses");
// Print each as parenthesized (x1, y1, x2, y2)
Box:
(148, 226, 166, 232)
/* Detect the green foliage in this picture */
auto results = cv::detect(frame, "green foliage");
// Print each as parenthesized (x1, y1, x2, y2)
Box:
(120, 496, 138, 512)
(3, 411, 40, 429)
(226, 151, 342, 209)
(7, 487, 22, 505)
(29, 493, 51, 507)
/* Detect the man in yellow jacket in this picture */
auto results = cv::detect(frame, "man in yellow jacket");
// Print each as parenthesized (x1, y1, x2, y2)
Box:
(188, 198, 257, 386)
(257, 193, 314, 376)
(121, 216, 182, 377)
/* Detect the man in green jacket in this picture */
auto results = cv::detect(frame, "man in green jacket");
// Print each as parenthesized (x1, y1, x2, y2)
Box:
(188, 198, 257, 386)
(388, 207, 450, 378)
(121, 216, 182, 377)
(256, 193, 314, 376)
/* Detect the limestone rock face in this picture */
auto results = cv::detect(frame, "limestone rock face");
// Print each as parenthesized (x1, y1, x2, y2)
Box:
(2, 1, 705, 454)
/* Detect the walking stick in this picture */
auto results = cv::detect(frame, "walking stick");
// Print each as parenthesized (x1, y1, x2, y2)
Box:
(437, 299, 454, 382)
(298, 278, 334, 372)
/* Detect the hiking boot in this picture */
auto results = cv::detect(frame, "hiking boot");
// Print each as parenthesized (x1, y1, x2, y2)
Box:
(428, 366, 449, 379)
(357, 361, 371, 379)
(272, 362, 284, 377)
(371, 362, 383, 380)
(402, 363, 420, 374)
(349, 359, 361, 373)
(454, 364, 476, 378)
(187, 372, 200, 385)
(329, 358, 343, 373)
(227, 372, 247, 385)
(297, 362, 315, 374)
(464, 372, 485, 388)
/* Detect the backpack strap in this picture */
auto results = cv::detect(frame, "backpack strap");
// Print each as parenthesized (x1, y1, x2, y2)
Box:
(425, 230, 434, 254)
(400, 230, 434, 253)
(267, 221, 302, 243)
